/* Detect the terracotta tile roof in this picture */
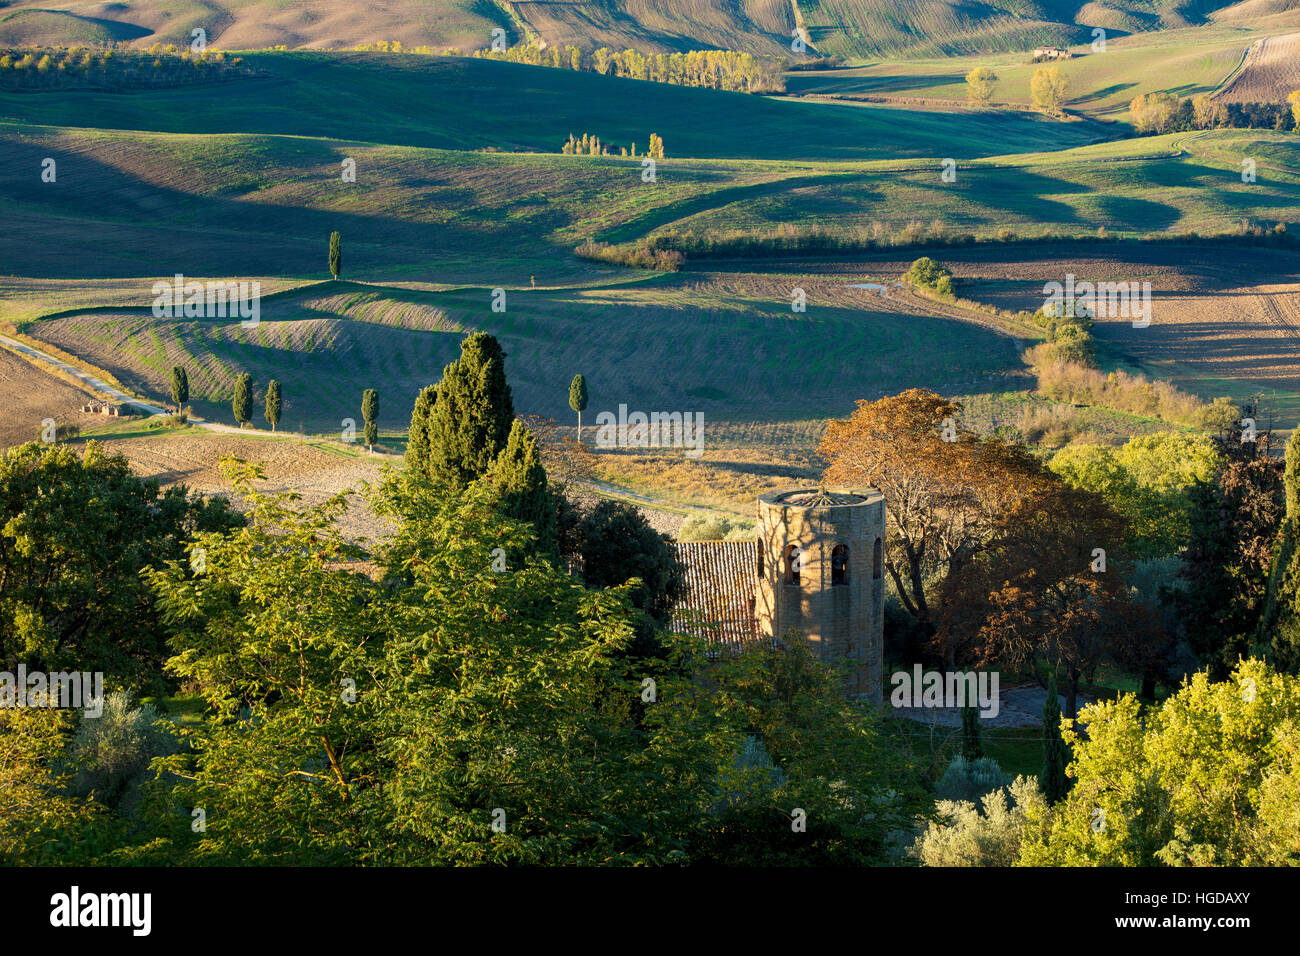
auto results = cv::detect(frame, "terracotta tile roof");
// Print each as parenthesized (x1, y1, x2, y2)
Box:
(671, 540, 761, 652)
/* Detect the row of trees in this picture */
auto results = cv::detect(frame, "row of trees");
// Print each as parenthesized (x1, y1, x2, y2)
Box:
(1130, 90, 1299, 135)
(0, 46, 245, 91)
(560, 132, 665, 158)
(473, 42, 785, 94)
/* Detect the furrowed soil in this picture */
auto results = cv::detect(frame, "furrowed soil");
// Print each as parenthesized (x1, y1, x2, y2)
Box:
(0, 346, 97, 448)
(1216, 32, 1300, 102)
(89, 430, 393, 546)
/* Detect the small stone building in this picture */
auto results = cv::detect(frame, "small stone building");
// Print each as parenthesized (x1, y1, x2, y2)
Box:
(671, 487, 886, 699)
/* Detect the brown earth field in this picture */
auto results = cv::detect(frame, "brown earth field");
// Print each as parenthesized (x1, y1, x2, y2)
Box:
(0, 345, 99, 447)
(719, 241, 1300, 422)
(80, 428, 394, 545)
(1216, 31, 1300, 102)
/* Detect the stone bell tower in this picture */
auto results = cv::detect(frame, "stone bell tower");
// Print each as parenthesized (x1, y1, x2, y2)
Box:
(754, 488, 886, 699)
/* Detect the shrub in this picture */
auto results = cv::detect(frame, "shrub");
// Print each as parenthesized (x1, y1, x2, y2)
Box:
(904, 256, 956, 297)
(912, 775, 1044, 866)
(677, 513, 755, 541)
(935, 755, 1012, 804)
(59, 691, 178, 816)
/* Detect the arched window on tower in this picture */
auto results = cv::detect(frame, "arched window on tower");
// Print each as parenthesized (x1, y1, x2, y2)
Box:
(784, 545, 801, 586)
(757, 540, 764, 579)
(831, 544, 848, 586)
(873, 537, 883, 579)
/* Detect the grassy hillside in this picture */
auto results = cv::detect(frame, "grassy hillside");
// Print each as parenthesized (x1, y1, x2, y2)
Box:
(0, 52, 1108, 160)
(28, 276, 1026, 430)
(785, 22, 1266, 121)
(600, 130, 1300, 247)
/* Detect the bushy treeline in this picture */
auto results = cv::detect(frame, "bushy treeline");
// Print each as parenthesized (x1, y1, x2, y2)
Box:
(574, 239, 685, 271)
(560, 131, 664, 158)
(912, 661, 1300, 866)
(1025, 344, 1236, 429)
(611, 220, 1296, 264)
(0, 45, 249, 91)
(472, 42, 786, 93)
(1130, 90, 1299, 135)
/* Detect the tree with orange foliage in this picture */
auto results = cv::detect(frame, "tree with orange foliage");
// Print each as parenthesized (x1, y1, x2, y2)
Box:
(937, 482, 1163, 718)
(818, 389, 1050, 643)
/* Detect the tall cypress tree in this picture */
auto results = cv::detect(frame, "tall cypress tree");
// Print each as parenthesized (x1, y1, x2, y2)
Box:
(169, 366, 188, 414)
(960, 703, 982, 762)
(328, 231, 342, 280)
(418, 333, 515, 489)
(1256, 430, 1300, 671)
(362, 388, 379, 452)
(493, 419, 556, 557)
(405, 384, 437, 472)
(232, 373, 252, 427)
(1041, 671, 1069, 805)
(568, 373, 588, 443)
(264, 379, 282, 432)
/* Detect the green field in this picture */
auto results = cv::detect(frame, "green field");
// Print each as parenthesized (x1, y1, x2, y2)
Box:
(5, 49, 1298, 446)
(786, 21, 1268, 120)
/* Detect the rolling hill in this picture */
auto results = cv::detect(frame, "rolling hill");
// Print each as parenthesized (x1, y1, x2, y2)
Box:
(0, 0, 1295, 58)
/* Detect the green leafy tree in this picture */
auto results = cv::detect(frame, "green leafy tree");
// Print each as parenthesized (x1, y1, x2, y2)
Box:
(568, 373, 589, 443)
(146, 459, 387, 864)
(362, 388, 379, 452)
(414, 332, 515, 489)
(232, 372, 252, 427)
(1050, 433, 1223, 559)
(264, 379, 282, 432)
(1019, 659, 1300, 865)
(1030, 66, 1070, 116)
(1041, 671, 1069, 805)
(577, 499, 685, 660)
(328, 230, 342, 280)
(491, 420, 557, 558)
(405, 384, 436, 472)
(1179, 429, 1283, 675)
(903, 257, 955, 297)
(965, 66, 997, 108)
(0, 441, 240, 694)
(169, 365, 188, 414)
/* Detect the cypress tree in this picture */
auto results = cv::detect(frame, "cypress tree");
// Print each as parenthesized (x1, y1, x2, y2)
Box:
(232, 373, 252, 427)
(493, 419, 556, 557)
(362, 388, 379, 453)
(405, 384, 437, 473)
(1256, 430, 1300, 670)
(420, 332, 515, 489)
(960, 703, 982, 762)
(568, 373, 588, 443)
(169, 366, 188, 414)
(328, 231, 342, 280)
(264, 379, 282, 432)
(1041, 671, 1069, 805)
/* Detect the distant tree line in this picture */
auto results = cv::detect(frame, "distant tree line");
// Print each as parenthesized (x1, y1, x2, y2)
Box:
(473, 42, 786, 94)
(0, 46, 250, 91)
(1130, 90, 1299, 135)
(579, 219, 1296, 268)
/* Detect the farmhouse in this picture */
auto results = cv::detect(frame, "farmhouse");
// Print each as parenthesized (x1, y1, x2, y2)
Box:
(1032, 46, 1074, 60)
(671, 487, 885, 698)
(79, 400, 129, 416)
